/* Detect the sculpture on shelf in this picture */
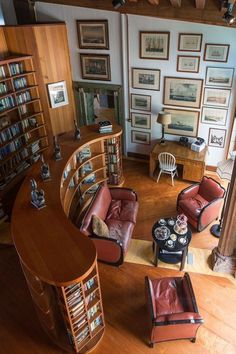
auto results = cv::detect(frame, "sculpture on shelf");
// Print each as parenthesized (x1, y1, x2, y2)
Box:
(30, 179, 46, 209)
(53, 136, 62, 161)
(74, 119, 81, 140)
(40, 155, 51, 181)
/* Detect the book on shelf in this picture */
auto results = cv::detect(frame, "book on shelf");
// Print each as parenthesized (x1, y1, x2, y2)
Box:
(0, 66, 6, 79)
(0, 82, 8, 94)
(82, 173, 96, 185)
(76, 326, 89, 344)
(0, 95, 15, 111)
(84, 277, 95, 291)
(9, 62, 24, 76)
(13, 77, 27, 90)
(90, 316, 102, 331)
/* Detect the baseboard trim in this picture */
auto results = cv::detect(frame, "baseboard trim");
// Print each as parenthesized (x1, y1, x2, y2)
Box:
(125, 152, 149, 163)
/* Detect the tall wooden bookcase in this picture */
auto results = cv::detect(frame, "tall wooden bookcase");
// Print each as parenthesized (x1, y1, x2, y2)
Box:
(0, 54, 48, 192)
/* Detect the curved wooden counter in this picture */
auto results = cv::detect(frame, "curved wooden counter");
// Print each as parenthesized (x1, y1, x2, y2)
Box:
(11, 124, 123, 353)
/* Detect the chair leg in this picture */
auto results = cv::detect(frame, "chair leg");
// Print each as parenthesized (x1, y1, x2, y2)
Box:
(190, 338, 196, 343)
(156, 170, 162, 183)
(171, 172, 174, 186)
(176, 168, 178, 177)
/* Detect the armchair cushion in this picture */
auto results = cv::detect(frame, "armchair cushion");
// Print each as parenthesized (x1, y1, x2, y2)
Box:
(92, 215, 109, 238)
(178, 194, 208, 220)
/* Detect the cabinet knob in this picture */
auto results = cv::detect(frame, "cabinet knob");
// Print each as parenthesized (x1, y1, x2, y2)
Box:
(127, 118, 131, 122)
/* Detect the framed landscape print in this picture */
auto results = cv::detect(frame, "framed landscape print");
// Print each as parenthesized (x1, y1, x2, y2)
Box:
(80, 54, 111, 81)
(140, 31, 170, 60)
(203, 88, 230, 107)
(178, 33, 202, 52)
(131, 130, 151, 145)
(163, 108, 199, 137)
(131, 112, 151, 129)
(47, 81, 68, 108)
(208, 128, 226, 148)
(132, 68, 160, 91)
(131, 93, 151, 112)
(77, 20, 109, 49)
(177, 56, 200, 73)
(201, 107, 227, 126)
(204, 44, 230, 62)
(163, 77, 203, 108)
(205, 67, 234, 87)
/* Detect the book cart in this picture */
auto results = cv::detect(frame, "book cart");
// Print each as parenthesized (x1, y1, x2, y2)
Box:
(0, 55, 48, 194)
(11, 124, 123, 353)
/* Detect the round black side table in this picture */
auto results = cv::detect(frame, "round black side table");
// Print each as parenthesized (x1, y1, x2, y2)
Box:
(152, 217, 192, 271)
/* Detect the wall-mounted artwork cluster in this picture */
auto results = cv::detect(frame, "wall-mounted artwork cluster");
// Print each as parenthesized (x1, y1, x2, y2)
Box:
(77, 20, 111, 81)
(130, 27, 234, 148)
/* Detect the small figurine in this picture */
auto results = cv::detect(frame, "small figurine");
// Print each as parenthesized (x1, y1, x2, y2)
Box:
(74, 120, 81, 140)
(30, 179, 46, 210)
(53, 136, 62, 161)
(40, 155, 51, 181)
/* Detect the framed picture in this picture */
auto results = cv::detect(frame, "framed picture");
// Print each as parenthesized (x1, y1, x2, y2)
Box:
(208, 128, 227, 148)
(131, 130, 151, 145)
(178, 33, 202, 52)
(163, 77, 203, 109)
(205, 67, 234, 87)
(177, 55, 200, 73)
(131, 112, 151, 129)
(77, 20, 109, 49)
(80, 54, 111, 81)
(132, 68, 160, 91)
(131, 93, 151, 112)
(140, 31, 170, 60)
(47, 81, 68, 108)
(204, 44, 230, 62)
(163, 108, 199, 137)
(201, 107, 227, 126)
(203, 88, 231, 107)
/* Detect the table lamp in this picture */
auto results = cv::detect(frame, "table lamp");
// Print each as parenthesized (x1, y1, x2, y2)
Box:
(157, 111, 171, 144)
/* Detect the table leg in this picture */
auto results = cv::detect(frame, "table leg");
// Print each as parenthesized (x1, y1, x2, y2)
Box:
(180, 246, 188, 271)
(153, 243, 159, 267)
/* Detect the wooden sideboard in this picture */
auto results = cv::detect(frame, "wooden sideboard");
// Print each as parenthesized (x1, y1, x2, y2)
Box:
(149, 141, 207, 182)
(11, 124, 123, 353)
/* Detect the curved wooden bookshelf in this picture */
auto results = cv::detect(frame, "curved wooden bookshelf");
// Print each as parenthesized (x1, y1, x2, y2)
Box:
(11, 124, 123, 353)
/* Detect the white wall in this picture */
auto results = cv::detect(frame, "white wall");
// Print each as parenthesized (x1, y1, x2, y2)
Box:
(35, 2, 236, 166)
(35, 2, 122, 85)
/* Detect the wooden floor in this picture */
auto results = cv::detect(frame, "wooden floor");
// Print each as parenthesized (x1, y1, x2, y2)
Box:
(0, 159, 235, 354)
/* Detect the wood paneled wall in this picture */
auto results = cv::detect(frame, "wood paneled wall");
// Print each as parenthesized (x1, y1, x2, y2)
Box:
(0, 28, 8, 57)
(2, 23, 75, 139)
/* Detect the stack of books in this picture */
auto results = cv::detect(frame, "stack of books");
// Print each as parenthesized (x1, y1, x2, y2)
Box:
(98, 120, 112, 133)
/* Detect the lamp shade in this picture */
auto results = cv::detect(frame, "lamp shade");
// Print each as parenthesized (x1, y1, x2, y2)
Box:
(216, 154, 235, 181)
(157, 111, 171, 126)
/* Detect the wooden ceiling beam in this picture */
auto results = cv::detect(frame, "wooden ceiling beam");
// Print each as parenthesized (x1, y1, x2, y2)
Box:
(195, 0, 206, 9)
(169, 0, 181, 7)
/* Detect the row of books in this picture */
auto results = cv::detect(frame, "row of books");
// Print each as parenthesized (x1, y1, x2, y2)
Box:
(76, 325, 89, 344)
(107, 163, 119, 173)
(88, 303, 100, 319)
(0, 159, 30, 189)
(98, 120, 112, 134)
(0, 82, 8, 95)
(106, 144, 119, 154)
(9, 62, 24, 76)
(0, 66, 6, 79)
(0, 123, 21, 145)
(81, 173, 96, 185)
(84, 277, 95, 291)
(79, 162, 93, 177)
(77, 146, 91, 163)
(14, 77, 28, 90)
(108, 173, 121, 185)
(90, 316, 102, 331)
(0, 95, 15, 112)
(16, 90, 31, 105)
(107, 154, 119, 163)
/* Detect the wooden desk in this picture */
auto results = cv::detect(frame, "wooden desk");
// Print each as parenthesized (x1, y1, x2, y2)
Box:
(149, 141, 207, 182)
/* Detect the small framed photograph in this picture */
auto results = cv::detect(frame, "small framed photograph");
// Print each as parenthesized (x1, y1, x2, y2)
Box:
(163, 77, 203, 109)
(77, 20, 109, 49)
(204, 44, 230, 62)
(132, 68, 160, 91)
(47, 81, 68, 108)
(201, 107, 227, 126)
(131, 93, 151, 112)
(178, 33, 202, 52)
(80, 54, 111, 81)
(177, 55, 200, 73)
(203, 88, 230, 107)
(140, 31, 170, 60)
(131, 130, 151, 145)
(163, 108, 199, 137)
(205, 67, 234, 87)
(131, 112, 151, 129)
(208, 128, 227, 148)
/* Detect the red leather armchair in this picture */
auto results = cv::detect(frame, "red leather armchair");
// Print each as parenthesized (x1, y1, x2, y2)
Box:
(145, 273, 203, 347)
(177, 176, 225, 232)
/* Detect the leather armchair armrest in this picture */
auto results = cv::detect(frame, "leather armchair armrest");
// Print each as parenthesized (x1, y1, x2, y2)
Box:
(89, 234, 124, 266)
(110, 188, 138, 201)
(177, 184, 200, 202)
(198, 197, 224, 231)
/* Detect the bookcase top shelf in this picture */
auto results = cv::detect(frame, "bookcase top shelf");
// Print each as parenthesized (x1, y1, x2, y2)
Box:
(11, 123, 122, 287)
